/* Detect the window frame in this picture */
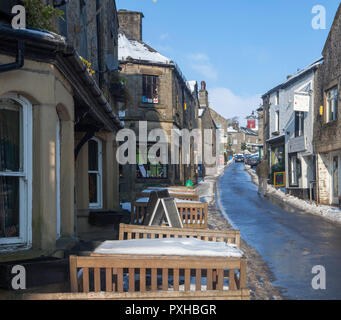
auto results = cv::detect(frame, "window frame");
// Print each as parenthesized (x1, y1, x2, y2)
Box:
(88, 137, 103, 209)
(276, 91, 280, 105)
(142, 74, 159, 104)
(0, 94, 32, 248)
(275, 110, 280, 132)
(325, 86, 338, 123)
(136, 144, 168, 179)
(289, 153, 301, 187)
(294, 111, 304, 137)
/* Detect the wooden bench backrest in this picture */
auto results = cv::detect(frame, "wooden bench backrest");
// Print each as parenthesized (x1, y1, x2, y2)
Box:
(119, 223, 240, 248)
(132, 202, 209, 229)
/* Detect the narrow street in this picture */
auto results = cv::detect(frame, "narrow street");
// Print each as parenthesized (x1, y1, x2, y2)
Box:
(218, 163, 341, 300)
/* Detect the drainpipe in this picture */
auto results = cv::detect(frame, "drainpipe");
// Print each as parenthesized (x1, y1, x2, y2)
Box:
(316, 155, 320, 206)
(0, 40, 24, 73)
(96, 0, 104, 89)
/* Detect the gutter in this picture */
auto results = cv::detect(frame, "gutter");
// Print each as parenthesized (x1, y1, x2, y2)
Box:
(0, 40, 24, 73)
(0, 24, 122, 131)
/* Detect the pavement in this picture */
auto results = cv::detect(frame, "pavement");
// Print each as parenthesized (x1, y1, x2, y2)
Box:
(218, 162, 341, 300)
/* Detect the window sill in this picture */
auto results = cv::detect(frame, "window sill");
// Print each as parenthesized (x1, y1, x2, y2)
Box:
(0, 243, 32, 254)
(322, 119, 338, 127)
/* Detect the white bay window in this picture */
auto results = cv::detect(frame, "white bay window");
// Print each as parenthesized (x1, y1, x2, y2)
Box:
(0, 95, 32, 247)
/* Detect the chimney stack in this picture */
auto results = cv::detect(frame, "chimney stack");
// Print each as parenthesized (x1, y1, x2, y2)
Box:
(199, 81, 209, 108)
(118, 10, 144, 41)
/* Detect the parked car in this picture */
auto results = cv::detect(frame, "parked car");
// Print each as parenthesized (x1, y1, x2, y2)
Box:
(244, 154, 254, 165)
(234, 154, 244, 163)
(249, 156, 260, 168)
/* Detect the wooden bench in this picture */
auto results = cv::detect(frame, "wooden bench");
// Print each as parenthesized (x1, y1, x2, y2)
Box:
(131, 200, 208, 229)
(68, 246, 249, 299)
(119, 224, 240, 248)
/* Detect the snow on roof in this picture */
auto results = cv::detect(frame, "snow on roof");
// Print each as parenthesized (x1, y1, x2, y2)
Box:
(241, 127, 258, 136)
(93, 238, 243, 258)
(118, 33, 172, 65)
(227, 127, 238, 133)
(186, 80, 197, 93)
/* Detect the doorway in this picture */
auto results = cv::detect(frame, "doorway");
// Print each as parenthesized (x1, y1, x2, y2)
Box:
(331, 154, 340, 205)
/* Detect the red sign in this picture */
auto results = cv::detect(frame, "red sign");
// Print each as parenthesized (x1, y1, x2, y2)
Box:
(247, 120, 256, 129)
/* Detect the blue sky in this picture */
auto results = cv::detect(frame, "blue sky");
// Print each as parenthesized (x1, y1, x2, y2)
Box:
(116, 0, 340, 125)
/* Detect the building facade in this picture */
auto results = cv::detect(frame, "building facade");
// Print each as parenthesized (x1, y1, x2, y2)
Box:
(0, 1, 121, 261)
(262, 58, 322, 197)
(313, 4, 341, 205)
(198, 82, 218, 176)
(117, 10, 198, 201)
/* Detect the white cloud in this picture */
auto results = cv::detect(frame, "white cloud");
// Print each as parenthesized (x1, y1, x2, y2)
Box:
(192, 64, 218, 80)
(160, 33, 169, 40)
(209, 87, 262, 126)
(188, 53, 210, 62)
(188, 53, 218, 80)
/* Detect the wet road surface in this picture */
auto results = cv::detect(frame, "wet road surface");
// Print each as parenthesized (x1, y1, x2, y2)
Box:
(218, 163, 341, 300)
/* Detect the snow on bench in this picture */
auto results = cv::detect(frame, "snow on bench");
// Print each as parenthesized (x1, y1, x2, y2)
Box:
(92, 238, 243, 258)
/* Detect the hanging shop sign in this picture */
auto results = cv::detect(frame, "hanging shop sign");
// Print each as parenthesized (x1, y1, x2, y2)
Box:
(294, 93, 310, 112)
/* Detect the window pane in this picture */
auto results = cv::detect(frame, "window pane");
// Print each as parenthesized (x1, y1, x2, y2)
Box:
(89, 173, 98, 203)
(0, 101, 22, 172)
(88, 140, 98, 171)
(142, 75, 159, 103)
(0, 176, 19, 238)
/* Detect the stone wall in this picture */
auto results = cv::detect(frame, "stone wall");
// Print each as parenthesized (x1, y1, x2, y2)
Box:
(314, 4, 341, 154)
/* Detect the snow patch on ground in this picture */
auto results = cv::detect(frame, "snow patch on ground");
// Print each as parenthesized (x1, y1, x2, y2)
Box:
(246, 166, 341, 225)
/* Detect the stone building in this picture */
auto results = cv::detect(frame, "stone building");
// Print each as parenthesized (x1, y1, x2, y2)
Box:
(117, 10, 198, 201)
(0, 1, 122, 266)
(198, 81, 218, 177)
(262, 58, 322, 195)
(257, 106, 264, 147)
(227, 126, 259, 155)
(209, 108, 230, 165)
(313, 4, 341, 205)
